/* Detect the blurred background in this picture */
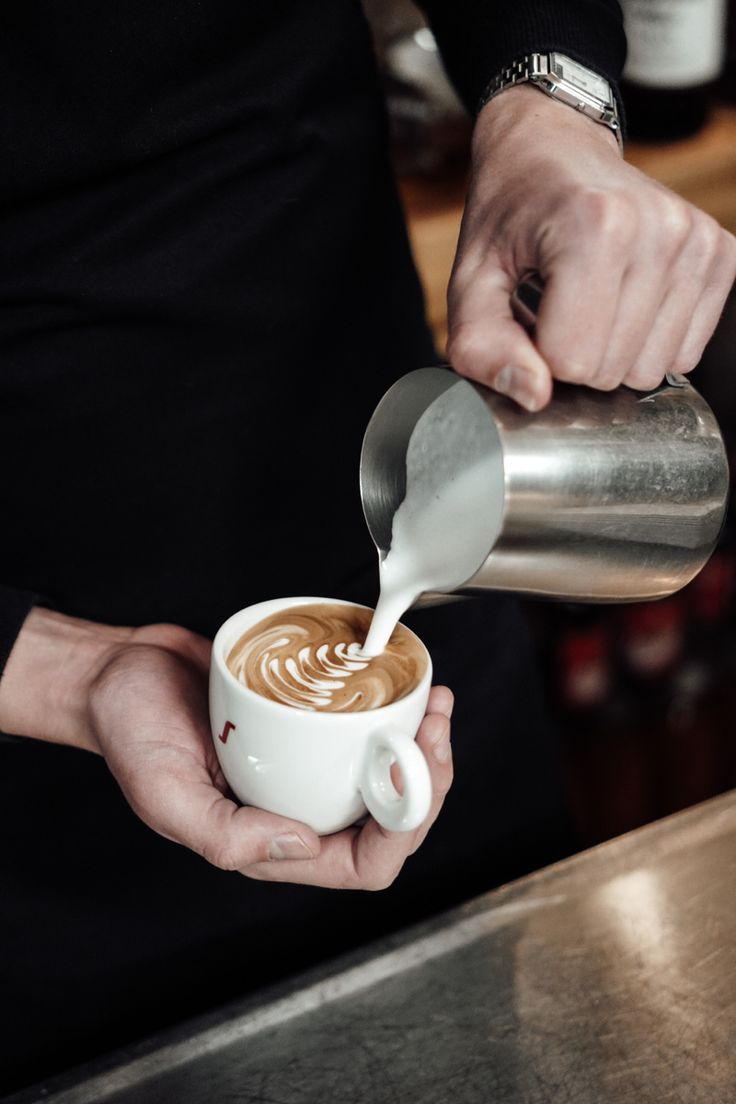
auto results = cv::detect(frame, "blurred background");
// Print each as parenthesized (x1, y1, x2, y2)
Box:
(365, 0, 736, 849)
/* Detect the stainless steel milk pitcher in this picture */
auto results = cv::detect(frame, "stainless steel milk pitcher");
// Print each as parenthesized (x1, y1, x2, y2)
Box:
(360, 367, 729, 603)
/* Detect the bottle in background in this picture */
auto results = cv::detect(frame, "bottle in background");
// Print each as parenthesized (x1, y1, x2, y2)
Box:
(620, 0, 727, 140)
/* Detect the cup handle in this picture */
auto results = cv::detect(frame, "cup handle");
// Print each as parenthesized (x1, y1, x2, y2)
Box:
(360, 725, 432, 833)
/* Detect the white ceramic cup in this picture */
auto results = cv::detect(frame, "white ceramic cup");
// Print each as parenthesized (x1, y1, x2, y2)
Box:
(209, 597, 433, 835)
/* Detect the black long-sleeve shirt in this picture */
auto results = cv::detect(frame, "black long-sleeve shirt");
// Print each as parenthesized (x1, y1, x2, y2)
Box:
(423, 0, 626, 111)
(0, 3, 624, 1088)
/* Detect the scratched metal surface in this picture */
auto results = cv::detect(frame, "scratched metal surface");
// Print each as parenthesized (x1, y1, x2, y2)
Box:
(9, 792, 736, 1104)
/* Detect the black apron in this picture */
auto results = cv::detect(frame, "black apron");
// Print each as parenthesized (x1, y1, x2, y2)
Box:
(0, 2, 570, 1089)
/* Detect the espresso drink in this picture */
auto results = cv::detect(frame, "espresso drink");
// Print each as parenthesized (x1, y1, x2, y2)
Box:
(227, 603, 424, 712)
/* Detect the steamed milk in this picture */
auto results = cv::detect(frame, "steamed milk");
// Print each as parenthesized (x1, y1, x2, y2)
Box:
(362, 381, 504, 657)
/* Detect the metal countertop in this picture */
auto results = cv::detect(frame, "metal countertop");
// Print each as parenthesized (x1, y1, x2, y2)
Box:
(10, 792, 736, 1104)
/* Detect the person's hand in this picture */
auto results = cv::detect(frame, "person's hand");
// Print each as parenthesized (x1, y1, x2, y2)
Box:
(82, 621, 454, 889)
(447, 84, 736, 411)
(0, 608, 454, 890)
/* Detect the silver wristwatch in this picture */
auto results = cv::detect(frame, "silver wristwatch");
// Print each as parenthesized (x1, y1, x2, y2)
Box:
(479, 53, 623, 150)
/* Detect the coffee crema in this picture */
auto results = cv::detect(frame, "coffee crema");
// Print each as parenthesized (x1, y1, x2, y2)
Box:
(226, 603, 424, 712)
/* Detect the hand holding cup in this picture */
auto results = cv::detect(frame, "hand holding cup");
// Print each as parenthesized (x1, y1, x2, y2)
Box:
(83, 611, 453, 890)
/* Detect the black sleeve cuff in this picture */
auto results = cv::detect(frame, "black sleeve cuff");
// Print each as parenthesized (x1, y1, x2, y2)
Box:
(417, 0, 627, 115)
(0, 585, 37, 682)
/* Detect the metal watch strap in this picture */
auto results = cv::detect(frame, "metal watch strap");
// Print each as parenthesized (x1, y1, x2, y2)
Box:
(478, 53, 623, 151)
(479, 55, 543, 108)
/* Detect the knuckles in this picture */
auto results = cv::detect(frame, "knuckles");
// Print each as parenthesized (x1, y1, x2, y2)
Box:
(564, 186, 713, 264)
(691, 212, 722, 258)
(205, 832, 271, 873)
(668, 354, 700, 379)
(567, 188, 638, 255)
(540, 353, 597, 386)
(446, 325, 491, 379)
(447, 323, 530, 384)
(360, 866, 402, 892)
(626, 366, 669, 392)
(589, 371, 622, 392)
(203, 838, 243, 872)
(650, 193, 694, 251)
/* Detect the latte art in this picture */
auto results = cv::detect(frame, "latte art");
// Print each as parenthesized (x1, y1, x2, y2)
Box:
(226, 603, 423, 712)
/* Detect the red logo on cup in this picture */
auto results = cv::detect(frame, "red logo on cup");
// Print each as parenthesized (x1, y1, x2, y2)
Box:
(218, 720, 236, 744)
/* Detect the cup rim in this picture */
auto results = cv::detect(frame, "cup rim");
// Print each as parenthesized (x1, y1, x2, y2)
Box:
(211, 597, 432, 720)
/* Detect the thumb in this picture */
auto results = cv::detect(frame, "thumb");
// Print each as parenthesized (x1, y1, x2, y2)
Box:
(141, 776, 322, 872)
(447, 262, 552, 412)
(201, 800, 322, 873)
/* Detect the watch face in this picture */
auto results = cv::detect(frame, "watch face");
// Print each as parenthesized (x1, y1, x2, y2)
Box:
(550, 53, 612, 104)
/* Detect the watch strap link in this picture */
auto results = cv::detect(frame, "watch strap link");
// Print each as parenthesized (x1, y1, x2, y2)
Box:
(479, 54, 548, 109)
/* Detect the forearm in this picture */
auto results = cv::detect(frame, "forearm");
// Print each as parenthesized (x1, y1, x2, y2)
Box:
(0, 606, 133, 751)
(472, 81, 620, 173)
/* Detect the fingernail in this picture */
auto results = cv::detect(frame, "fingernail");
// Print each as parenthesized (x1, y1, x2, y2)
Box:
(268, 833, 314, 861)
(494, 366, 542, 412)
(432, 731, 451, 764)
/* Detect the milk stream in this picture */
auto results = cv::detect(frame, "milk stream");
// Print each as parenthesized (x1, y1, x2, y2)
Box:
(361, 381, 504, 657)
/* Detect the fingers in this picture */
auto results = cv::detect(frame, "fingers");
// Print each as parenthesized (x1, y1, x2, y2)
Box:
(679, 234, 736, 369)
(447, 253, 553, 412)
(132, 760, 322, 872)
(448, 142, 735, 408)
(534, 191, 632, 388)
(427, 683, 454, 719)
(407, 707, 454, 856)
(100, 639, 453, 892)
(531, 203, 734, 393)
(626, 221, 736, 389)
(199, 801, 322, 872)
(244, 686, 455, 889)
(536, 195, 736, 392)
(591, 259, 670, 390)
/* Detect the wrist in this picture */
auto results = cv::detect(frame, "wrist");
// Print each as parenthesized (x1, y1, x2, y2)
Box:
(0, 606, 133, 751)
(473, 83, 621, 162)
